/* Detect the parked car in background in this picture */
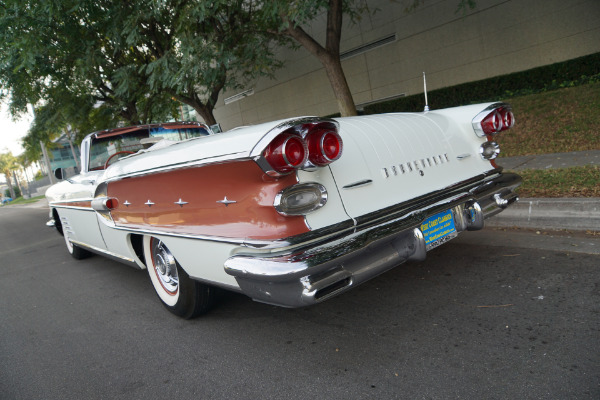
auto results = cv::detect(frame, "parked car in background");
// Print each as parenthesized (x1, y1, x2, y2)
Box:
(46, 105, 521, 318)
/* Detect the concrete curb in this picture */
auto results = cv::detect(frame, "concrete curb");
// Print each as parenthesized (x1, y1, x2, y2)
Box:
(486, 197, 600, 232)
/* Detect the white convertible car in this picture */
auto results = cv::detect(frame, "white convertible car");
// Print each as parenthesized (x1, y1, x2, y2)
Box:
(46, 104, 521, 318)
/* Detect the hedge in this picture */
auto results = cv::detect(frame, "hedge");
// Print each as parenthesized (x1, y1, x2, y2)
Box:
(362, 52, 600, 115)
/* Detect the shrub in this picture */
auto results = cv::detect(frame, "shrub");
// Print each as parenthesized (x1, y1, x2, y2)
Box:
(364, 52, 600, 114)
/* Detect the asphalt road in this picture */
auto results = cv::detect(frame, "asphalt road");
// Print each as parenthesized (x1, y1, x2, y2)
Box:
(1, 206, 599, 399)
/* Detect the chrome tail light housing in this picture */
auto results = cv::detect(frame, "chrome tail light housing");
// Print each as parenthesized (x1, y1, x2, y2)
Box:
(472, 103, 515, 137)
(253, 118, 343, 177)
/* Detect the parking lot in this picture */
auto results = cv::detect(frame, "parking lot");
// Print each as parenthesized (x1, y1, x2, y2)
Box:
(2, 206, 599, 399)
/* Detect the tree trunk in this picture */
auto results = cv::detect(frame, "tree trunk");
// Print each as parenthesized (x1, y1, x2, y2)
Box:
(190, 102, 217, 126)
(4, 173, 16, 199)
(320, 53, 357, 116)
(12, 171, 23, 198)
(283, 3, 358, 117)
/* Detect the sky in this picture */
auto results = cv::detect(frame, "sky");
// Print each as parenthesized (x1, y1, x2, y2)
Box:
(0, 102, 33, 186)
(0, 101, 33, 155)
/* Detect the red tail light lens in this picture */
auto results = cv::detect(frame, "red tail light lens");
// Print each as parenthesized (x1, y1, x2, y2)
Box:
(500, 107, 515, 129)
(263, 134, 307, 174)
(473, 104, 515, 137)
(105, 198, 118, 210)
(481, 110, 503, 135)
(306, 129, 343, 166)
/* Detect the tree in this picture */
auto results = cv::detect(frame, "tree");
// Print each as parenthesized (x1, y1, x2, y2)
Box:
(0, 152, 18, 198)
(121, 0, 283, 126)
(254, 0, 476, 117)
(254, 0, 370, 117)
(0, 0, 178, 129)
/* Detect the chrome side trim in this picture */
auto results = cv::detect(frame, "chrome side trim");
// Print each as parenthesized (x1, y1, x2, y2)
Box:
(49, 205, 95, 211)
(102, 152, 249, 183)
(103, 218, 356, 248)
(70, 239, 141, 268)
(343, 179, 373, 189)
(98, 170, 516, 250)
(49, 197, 94, 205)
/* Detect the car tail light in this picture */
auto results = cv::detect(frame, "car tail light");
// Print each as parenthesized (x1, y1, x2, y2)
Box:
(481, 110, 503, 135)
(306, 128, 343, 166)
(263, 134, 308, 174)
(256, 118, 343, 176)
(91, 197, 118, 211)
(472, 104, 515, 137)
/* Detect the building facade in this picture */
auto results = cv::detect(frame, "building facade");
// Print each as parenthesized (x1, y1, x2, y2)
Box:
(48, 133, 80, 175)
(206, 0, 600, 130)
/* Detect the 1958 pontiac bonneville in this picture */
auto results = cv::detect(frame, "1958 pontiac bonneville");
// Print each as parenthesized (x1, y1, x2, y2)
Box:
(46, 103, 521, 318)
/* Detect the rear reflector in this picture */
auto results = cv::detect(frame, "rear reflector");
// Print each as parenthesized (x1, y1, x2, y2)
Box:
(274, 183, 328, 216)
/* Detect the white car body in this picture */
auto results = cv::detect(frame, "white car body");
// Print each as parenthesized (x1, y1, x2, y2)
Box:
(46, 105, 521, 318)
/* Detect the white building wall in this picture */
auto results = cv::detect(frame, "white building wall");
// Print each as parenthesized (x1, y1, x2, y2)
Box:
(211, 0, 600, 130)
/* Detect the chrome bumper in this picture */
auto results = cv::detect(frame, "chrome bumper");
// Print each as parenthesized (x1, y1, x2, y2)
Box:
(224, 172, 521, 308)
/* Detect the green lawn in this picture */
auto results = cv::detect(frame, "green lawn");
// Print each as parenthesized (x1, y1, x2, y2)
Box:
(514, 166, 600, 198)
(1, 195, 45, 206)
(496, 82, 600, 157)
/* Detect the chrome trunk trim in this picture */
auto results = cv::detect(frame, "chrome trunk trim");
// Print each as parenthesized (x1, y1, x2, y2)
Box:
(223, 172, 522, 308)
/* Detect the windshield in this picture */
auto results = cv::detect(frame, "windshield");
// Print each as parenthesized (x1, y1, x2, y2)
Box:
(88, 126, 210, 170)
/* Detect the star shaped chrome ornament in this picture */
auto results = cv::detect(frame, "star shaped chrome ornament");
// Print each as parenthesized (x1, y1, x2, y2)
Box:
(145, 200, 155, 207)
(123, 200, 131, 207)
(216, 196, 237, 207)
(174, 198, 189, 207)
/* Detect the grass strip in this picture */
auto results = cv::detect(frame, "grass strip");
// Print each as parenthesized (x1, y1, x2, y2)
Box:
(512, 166, 600, 198)
(497, 82, 600, 157)
(1, 195, 45, 206)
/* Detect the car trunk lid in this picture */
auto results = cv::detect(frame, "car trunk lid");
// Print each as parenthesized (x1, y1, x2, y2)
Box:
(329, 112, 492, 219)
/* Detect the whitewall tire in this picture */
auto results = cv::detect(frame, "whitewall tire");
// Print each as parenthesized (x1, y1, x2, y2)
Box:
(143, 236, 216, 318)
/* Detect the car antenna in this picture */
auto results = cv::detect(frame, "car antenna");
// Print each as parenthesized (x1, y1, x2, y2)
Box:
(423, 71, 430, 112)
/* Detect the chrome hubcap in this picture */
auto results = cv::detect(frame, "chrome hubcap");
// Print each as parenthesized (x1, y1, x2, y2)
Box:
(151, 239, 179, 294)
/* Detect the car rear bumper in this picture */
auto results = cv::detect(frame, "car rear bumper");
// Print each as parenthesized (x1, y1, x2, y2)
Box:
(224, 171, 521, 307)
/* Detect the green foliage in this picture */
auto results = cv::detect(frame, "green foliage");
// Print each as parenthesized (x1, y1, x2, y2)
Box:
(0, 152, 18, 198)
(363, 52, 600, 114)
(495, 82, 600, 157)
(5, 186, 21, 198)
(120, 0, 285, 124)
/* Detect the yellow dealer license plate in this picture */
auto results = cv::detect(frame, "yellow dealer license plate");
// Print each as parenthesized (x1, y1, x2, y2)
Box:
(421, 209, 458, 251)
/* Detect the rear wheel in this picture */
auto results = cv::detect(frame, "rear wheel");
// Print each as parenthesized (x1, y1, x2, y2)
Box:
(144, 236, 216, 318)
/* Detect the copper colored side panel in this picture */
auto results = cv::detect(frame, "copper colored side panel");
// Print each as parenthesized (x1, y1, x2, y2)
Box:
(107, 160, 309, 240)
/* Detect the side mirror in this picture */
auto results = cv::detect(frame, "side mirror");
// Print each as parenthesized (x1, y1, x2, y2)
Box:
(54, 168, 65, 180)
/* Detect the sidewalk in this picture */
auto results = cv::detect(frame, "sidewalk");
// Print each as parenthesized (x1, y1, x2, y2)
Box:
(488, 150, 600, 232)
